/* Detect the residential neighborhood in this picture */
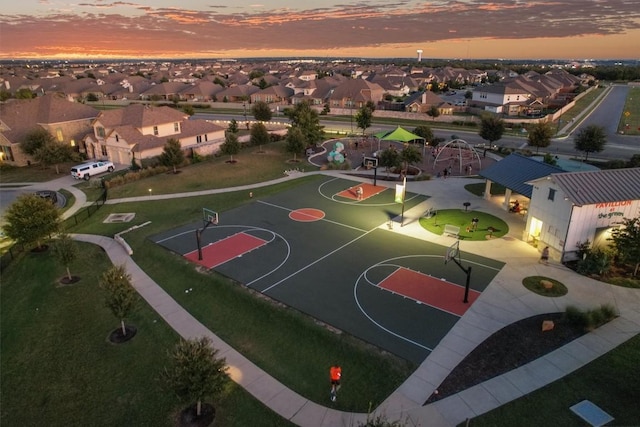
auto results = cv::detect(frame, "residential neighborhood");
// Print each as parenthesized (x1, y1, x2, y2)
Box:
(0, 59, 595, 167)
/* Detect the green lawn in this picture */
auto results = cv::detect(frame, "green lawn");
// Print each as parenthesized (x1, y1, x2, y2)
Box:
(420, 209, 509, 241)
(0, 243, 291, 426)
(106, 141, 319, 199)
(463, 334, 640, 426)
(618, 86, 640, 136)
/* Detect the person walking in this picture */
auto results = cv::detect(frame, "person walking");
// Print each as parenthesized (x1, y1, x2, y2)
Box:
(540, 246, 550, 265)
(329, 364, 342, 402)
(356, 186, 364, 200)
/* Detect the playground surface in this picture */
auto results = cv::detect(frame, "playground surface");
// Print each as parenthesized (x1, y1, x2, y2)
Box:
(151, 176, 504, 363)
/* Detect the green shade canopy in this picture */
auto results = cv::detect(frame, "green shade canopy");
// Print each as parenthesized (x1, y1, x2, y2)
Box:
(374, 126, 425, 143)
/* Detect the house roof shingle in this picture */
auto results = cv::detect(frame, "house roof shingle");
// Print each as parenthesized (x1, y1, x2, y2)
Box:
(546, 168, 640, 206)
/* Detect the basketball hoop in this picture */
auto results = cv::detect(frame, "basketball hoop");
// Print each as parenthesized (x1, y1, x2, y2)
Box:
(444, 241, 459, 264)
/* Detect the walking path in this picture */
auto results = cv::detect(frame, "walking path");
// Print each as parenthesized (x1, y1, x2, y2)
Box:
(64, 171, 640, 426)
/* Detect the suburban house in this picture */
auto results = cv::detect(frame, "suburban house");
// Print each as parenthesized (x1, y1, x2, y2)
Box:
(328, 79, 385, 109)
(404, 91, 453, 114)
(85, 104, 225, 165)
(0, 93, 99, 166)
(471, 69, 582, 116)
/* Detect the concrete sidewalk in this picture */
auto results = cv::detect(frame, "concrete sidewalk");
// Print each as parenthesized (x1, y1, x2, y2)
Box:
(72, 172, 640, 426)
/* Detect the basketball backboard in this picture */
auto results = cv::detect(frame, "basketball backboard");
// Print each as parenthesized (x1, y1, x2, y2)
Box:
(202, 208, 219, 227)
(363, 156, 378, 169)
(444, 240, 459, 264)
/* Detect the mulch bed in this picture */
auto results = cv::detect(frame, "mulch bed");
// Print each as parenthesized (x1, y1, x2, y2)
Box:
(107, 325, 137, 344)
(425, 312, 585, 404)
(178, 403, 215, 427)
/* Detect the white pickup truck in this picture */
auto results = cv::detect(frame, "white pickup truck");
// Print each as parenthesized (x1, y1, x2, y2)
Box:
(70, 160, 115, 180)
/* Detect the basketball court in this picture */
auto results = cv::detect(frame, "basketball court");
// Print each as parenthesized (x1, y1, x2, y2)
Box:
(151, 176, 503, 363)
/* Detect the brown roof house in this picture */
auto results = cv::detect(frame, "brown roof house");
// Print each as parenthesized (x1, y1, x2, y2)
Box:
(0, 93, 99, 166)
(85, 104, 225, 165)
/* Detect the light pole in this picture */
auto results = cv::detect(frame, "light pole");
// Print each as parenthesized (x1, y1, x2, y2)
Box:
(243, 100, 248, 129)
(148, 188, 152, 198)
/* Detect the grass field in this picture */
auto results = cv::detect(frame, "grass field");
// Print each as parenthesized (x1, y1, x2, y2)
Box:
(105, 140, 319, 199)
(618, 86, 640, 136)
(419, 209, 509, 241)
(0, 243, 292, 427)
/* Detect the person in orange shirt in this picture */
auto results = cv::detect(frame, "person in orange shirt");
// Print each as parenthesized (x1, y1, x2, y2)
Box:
(330, 364, 342, 401)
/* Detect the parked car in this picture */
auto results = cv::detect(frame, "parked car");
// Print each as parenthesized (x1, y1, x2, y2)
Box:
(70, 160, 114, 180)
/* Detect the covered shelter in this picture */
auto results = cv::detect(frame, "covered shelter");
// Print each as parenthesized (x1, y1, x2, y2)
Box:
(479, 153, 564, 212)
(373, 126, 425, 154)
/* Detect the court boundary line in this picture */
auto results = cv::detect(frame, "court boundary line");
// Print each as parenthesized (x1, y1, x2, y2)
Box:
(354, 267, 433, 351)
(184, 231, 269, 269)
(260, 226, 378, 294)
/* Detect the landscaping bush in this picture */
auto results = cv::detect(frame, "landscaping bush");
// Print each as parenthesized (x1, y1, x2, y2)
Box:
(565, 304, 617, 331)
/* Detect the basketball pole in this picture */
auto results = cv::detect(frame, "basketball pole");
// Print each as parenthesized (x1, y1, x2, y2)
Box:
(448, 249, 472, 303)
(196, 219, 217, 261)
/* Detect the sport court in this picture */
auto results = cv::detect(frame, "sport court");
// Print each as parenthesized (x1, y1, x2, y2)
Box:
(152, 176, 504, 363)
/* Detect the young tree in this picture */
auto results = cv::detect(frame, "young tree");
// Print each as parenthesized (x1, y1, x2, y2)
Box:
(400, 144, 422, 171)
(227, 119, 239, 134)
(285, 127, 305, 162)
(378, 147, 401, 177)
(21, 127, 55, 158)
(35, 142, 77, 174)
(527, 121, 554, 153)
(2, 193, 61, 250)
(413, 125, 434, 145)
(426, 106, 440, 120)
(251, 101, 272, 122)
(609, 217, 640, 277)
(53, 234, 78, 282)
(354, 105, 374, 136)
(250, 122, 270, 150)
(159, 138, 185, 173)
(99, 265, 138, 336)
(182, 104, 195, 116)
(574, 124, 607, 161)
(220, 132, 240, 162)
(285, 101, 324, 146)
(163, 337, 230, 418)
(479, 115, 505, 145)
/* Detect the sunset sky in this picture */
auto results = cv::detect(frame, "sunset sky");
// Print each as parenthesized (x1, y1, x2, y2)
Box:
(1, 0, 639, 60)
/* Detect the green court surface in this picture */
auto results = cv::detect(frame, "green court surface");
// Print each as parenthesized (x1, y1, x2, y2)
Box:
(152, 176, 504, 363)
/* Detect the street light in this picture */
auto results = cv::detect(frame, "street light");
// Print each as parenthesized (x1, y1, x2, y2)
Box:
(243, 100, 248, 129)
(148, 188, 152, 198)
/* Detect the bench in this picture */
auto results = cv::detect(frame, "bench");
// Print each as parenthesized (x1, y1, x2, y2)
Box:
(444, 224, 460, 238)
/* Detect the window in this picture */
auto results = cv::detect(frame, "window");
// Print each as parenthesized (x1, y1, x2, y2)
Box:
(153, 126, 159, 136)
(101, 145, 108, 156)
(56, 128, 63, 142)
(196, 135, 202, 143)
(97, 127, 105, 137)
(115, 134, 119, 142)
(204, 134, 208, 142)
(548, 188, 556, 201)
(174, 123, 179, 132)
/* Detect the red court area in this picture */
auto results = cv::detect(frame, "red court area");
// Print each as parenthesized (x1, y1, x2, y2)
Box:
(338, 183, 386, 200)
(185, 232, 267, 269)
(379, 268, 480, 316)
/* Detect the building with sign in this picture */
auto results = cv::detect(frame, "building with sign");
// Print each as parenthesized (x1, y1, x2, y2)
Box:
(525, 168, 640, 262)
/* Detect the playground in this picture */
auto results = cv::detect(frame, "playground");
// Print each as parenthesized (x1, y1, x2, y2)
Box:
(151, 176, 504, 363)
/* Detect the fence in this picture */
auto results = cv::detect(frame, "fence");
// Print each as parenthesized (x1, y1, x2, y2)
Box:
(61, 188, 108, 231)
